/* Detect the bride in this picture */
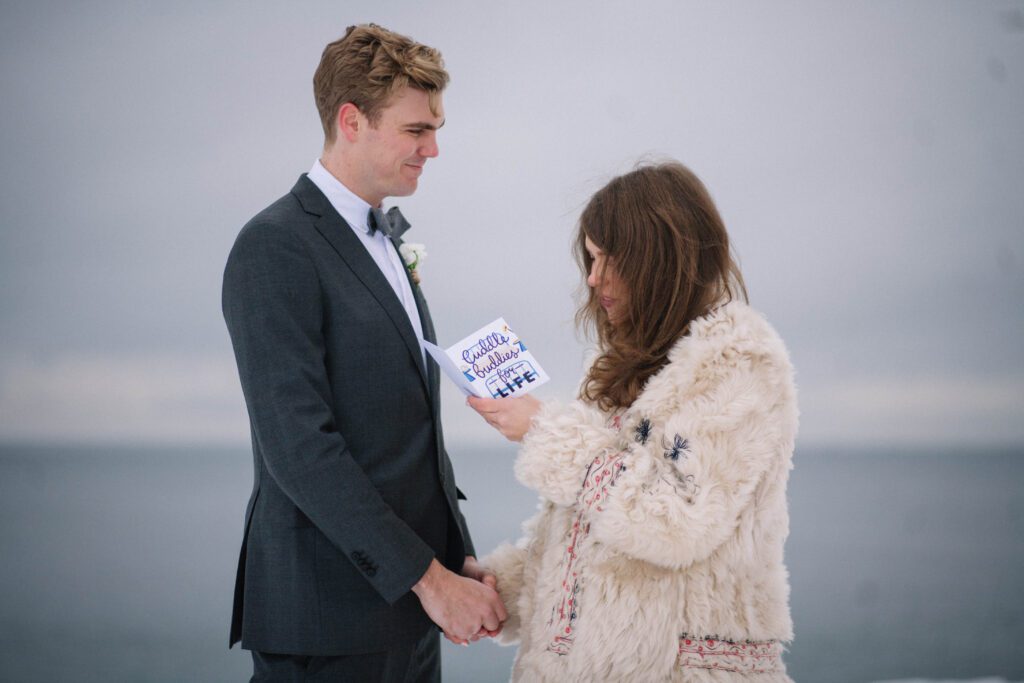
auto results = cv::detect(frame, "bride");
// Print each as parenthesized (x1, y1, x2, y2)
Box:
(469, 160, 798, 682)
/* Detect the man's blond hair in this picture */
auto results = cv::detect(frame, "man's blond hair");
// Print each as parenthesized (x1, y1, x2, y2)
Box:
(313, 23, 449, 142)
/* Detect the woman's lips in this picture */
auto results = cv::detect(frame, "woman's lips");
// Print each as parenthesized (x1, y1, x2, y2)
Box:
(600, 296, 614, 309)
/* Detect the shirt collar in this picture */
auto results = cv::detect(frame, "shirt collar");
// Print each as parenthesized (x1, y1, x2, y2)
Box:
(307, 159, 373, 234)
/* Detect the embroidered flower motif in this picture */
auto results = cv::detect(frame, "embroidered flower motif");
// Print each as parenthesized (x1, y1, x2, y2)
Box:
(677, 473, 701, 503)
(398, 242, 427, 285)
(664, 434, 690, 462)
(647, 469, 700, 504)
(545, 449, 627, 656)
(677, 633, 783, 674)
(634, 418, 652, 445)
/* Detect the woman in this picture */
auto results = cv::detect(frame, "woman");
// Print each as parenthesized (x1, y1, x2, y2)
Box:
(468, 161, 798, 682)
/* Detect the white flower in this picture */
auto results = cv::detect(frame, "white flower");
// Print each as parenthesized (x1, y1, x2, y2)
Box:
(398, 242, 427, 284)
(399, 242, 427, 269)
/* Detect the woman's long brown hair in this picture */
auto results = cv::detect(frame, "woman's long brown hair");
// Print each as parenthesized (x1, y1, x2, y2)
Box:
(576, 161, 747, 411)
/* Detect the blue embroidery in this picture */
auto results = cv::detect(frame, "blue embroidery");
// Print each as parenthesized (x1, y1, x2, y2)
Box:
(665, 434, 689, 461)
(634, 418, 652, 445)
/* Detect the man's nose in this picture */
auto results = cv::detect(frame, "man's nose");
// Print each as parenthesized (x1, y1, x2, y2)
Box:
(420, 132, 439, 158)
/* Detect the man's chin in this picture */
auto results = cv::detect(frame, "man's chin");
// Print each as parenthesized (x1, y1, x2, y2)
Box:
(390, 181, 418, 198)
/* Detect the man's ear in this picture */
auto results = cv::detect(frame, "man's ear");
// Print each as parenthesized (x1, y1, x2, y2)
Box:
(337, 102, 362, 142)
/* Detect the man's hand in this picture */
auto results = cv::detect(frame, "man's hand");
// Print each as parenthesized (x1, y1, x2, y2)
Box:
(460, 556, 502, 640)
(412, 559, 507, 644)
(467, 394, 541, 442)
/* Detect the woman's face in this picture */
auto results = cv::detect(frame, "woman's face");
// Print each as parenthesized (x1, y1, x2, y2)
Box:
(584, 236, 628, 324)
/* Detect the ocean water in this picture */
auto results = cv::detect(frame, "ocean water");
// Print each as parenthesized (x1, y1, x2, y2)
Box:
(0, 443, 1021, 682)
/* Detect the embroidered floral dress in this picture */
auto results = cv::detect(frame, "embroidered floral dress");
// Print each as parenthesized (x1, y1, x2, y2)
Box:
(483, 302, 798, 682)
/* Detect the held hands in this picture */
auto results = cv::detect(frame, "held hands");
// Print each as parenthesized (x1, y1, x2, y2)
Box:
(457, 556, 503, 643)
(467, 395, 541, 442)
(412, 558, 507, 646)
(461, 555, 498, 592)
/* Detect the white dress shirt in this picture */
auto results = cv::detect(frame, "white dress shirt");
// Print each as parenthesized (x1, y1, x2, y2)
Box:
(307, 160, 426, 366)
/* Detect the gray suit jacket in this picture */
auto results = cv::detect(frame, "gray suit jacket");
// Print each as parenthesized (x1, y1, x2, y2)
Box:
(222, 175, 474, 655)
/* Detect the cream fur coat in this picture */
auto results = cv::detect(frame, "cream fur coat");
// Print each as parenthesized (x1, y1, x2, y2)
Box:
(483, 302, 798, 682)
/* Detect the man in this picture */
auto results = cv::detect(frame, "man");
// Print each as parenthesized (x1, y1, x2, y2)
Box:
(222, 24, 506, 681)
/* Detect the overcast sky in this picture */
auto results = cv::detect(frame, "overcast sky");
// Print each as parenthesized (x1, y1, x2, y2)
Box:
(1, 0, 1022, 448)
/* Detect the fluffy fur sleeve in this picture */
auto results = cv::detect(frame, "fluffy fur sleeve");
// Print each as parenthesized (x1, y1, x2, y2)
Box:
(588, 343, 797, 570)
(480, 540, 528, 644)
(514, 400, 620, 506)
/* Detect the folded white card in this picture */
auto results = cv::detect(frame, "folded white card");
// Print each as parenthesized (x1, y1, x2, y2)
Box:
(422, 317, 549, 398)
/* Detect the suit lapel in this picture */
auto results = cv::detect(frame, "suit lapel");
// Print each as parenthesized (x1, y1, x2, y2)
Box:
(392, 233, 447, 463)
(291, 175, 430, 393)
(392, 234, 440, 405)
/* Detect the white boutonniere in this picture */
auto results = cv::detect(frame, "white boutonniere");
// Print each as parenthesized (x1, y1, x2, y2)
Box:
(399, 242, 427, 285)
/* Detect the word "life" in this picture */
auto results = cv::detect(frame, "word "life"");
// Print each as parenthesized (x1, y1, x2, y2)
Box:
(486, 361, 539, 398)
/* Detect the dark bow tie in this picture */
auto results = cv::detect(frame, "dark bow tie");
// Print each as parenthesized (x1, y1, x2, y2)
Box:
(367, 206, 411, 239)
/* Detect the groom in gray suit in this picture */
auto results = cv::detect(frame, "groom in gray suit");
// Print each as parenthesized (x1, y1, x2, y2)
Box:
(222, 24, 506, 681)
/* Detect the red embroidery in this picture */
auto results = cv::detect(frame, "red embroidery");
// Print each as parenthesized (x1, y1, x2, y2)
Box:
(677, 634, 783, 674)
(545, 448, 627, 655)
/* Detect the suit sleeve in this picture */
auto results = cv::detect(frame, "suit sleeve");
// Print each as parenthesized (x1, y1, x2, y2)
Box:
(223, 220, 434, 604)
(454, 499, 476, 559)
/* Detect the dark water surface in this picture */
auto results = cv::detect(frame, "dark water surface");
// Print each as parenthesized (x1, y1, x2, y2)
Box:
(0, 444, 1021, 682)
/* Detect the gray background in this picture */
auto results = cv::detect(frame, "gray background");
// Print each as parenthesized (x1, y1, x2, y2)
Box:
(1, 0, 1022, 447)
(1, 1, 1022, 681)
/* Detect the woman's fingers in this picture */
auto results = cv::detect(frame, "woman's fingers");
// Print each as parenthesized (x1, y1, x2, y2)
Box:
(468, 395, 539, 441)
(467, 395, 502, 413)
